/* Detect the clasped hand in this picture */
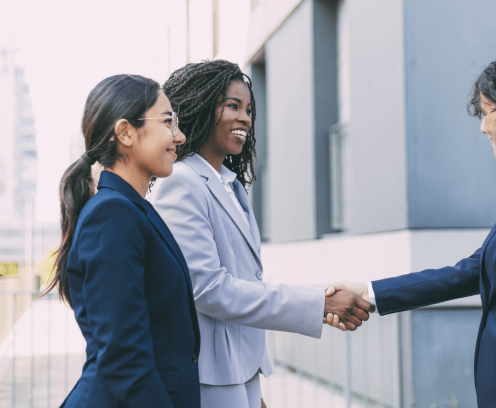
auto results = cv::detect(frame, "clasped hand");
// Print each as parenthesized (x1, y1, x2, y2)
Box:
(323, 281, 373, 331)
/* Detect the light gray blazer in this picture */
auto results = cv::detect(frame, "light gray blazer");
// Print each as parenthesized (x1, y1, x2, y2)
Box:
(150, 154, 325, 386)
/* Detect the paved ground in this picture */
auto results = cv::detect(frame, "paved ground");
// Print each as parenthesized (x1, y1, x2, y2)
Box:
(0, 296, 362, 408)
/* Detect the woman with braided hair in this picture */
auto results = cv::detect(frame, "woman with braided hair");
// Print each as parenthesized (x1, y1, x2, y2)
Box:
(150, 60, 374, 408)
(161, 59, 257, 186)
(46, 74, 201, 408)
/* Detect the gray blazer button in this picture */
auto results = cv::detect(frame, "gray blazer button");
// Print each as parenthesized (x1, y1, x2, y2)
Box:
(256, 270, 263, 280)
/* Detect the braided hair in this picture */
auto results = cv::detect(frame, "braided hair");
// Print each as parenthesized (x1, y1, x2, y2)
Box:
(163, 60, 256, 187)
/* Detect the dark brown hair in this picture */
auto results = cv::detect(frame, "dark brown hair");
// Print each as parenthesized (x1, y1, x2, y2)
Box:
(468, 60, 496, 118)
(44, 74, 160, 307)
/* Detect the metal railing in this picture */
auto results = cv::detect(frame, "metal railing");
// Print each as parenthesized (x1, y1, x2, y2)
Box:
(0, 290, 85, 408)
(261, 313, 403, 408)
(1, 287, 403, 408)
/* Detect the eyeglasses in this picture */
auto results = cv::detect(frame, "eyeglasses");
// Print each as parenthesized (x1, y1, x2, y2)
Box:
(137, 112, 179, 137)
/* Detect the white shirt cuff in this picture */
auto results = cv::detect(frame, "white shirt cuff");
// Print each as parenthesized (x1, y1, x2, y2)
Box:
(367, 281, 379, 314)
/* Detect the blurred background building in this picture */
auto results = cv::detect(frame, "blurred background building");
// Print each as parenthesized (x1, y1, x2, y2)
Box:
(0, 18, 60, 282)
(0, 15, 60, 275)
(158, 0, 496, 407)
(0, 40, 38, 276)
(0, 17, 64, 408)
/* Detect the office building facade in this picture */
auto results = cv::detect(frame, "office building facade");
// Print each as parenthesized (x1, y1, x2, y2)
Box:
(160, 1, 496, 405)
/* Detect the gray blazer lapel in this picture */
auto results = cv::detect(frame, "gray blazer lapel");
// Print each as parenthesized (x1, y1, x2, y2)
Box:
(183, 155, 262, 264)
(233, 179, 261, 252)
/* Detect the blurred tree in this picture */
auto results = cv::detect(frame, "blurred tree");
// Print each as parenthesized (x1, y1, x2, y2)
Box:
(39, 247, 57, 286)
(0, 262, 19, 276)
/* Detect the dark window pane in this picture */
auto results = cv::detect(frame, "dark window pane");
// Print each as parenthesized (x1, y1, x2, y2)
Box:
(23, 182, 36, 191)
(23, 150, 37, 159)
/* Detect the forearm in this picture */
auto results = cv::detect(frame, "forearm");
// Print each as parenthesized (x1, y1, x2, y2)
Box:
(195, 272, 325, 338)
(373, 256, 481, 315)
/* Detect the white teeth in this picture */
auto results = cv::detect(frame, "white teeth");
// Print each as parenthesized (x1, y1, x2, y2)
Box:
(231, 130, 247, 137)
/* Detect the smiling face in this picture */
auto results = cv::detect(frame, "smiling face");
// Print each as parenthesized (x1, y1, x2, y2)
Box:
(201, 80, 252, 167)
(134, 90, 186, 178)
(480, 92, 496, 158)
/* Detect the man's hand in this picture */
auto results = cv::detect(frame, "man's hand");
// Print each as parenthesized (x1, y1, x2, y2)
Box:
(324, 282, 373, 331)
(323, 290, 374, 331)
(326, 281, 369, 301)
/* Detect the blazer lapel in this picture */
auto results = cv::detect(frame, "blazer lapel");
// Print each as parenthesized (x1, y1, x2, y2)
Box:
(145, 202, 194, 293)
(233, 179, 262, 253)
(184, 155, 262, 265)
(145, 202, 201, 347)
(97, 171, 194, 294)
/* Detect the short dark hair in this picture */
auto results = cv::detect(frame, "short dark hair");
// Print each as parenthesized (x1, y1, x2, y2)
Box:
(163, 60, 257, 187)
(468, 60, 496, 118)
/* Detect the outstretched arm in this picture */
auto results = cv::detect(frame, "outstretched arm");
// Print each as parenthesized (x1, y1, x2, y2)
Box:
(152, 171, 373, 337)
(324, 247, 482, 329)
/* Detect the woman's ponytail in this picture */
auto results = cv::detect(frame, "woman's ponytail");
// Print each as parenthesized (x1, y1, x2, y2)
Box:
(43, 155, 96, 307)
(42, 74, 160, 308)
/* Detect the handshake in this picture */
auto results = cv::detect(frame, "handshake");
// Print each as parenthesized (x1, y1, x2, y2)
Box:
(323, 282, 372, 331)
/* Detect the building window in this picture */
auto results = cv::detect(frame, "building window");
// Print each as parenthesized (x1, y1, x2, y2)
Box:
(329, 123, 347, 232)
(314, 0, 339, 237)
(23, 150, 37, 160)
(22, 118, 35, 126)
(23, 182, 36, 191)
(24, 134, 36, 142)
(250, 59, 269, 241)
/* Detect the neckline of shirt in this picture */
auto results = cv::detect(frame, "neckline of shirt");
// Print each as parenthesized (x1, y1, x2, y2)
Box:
(195, 154, 237, 186)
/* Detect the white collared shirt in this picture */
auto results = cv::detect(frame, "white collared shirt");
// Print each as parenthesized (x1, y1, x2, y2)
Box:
(367, 282, 378, 313)
(196, 154, 250, 226)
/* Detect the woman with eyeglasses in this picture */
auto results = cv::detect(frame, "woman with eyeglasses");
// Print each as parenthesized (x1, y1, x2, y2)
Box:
(45, 74, 201, 408)
(150, 60, 374, 408)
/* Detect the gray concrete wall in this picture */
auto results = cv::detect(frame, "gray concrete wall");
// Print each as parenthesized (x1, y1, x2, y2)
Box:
(245, 0, 305, 65)
(265, 0, 316, 242)
(411, 308, 480, 407)
(404, 0, 496, 228)
(343, 0, 408, 235)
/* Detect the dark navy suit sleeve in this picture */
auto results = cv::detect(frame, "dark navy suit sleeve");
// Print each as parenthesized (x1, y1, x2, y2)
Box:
(372, 247, 481, 315)
(76, 198, 174, 407)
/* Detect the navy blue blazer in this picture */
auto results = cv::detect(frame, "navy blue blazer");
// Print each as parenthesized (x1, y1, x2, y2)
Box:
(60, 171, 200, 408)
(372, 225, 496, 407)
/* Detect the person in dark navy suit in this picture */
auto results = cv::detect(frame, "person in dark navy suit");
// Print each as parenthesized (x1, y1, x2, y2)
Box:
(44, 74, 201, 408)
(325, 60, 496, 408)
